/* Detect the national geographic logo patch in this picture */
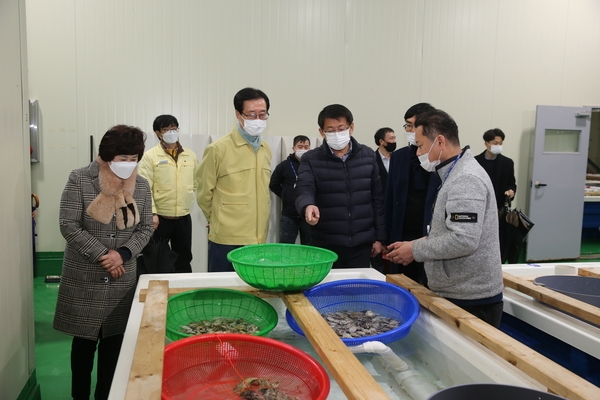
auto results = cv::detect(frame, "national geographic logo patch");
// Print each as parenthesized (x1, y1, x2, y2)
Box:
(450, 213, 477, 222)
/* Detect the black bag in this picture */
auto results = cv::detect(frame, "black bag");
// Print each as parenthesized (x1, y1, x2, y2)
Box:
(137, 237, 178, 276)
(506, 209, 534, 235)
(499, 196, 534, 264)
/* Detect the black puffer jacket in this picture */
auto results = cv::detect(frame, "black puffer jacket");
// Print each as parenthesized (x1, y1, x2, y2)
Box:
(269, 154, 301, 218)
(295, 137, 385, 247)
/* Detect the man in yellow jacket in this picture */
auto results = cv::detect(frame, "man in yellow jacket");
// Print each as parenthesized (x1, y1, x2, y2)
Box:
(138, 115, 199, 272)
(197, 88, 272, 272)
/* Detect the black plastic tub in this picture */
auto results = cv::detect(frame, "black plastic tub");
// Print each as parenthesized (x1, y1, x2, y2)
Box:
(427, 383, 566, 400)
(533, 275, 600, 307)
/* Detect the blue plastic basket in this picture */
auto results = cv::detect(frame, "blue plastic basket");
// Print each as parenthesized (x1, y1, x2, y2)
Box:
(285, 279, 420, 346)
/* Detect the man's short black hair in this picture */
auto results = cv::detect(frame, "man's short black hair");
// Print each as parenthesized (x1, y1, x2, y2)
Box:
(293, 135, 310, 146)
(374, 127, 394, 146)
(415, 109, 460, 147)
(233, 87, 270, 113)
(483, 128, 505, 142)
(153, 115, 179, 133)
(317, 104, 353, 129)
(404, 103, 435, 120)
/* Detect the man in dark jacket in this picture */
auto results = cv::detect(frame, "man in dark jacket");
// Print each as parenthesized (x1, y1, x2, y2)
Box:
(374, 127, 396, 191)
(474, 128, 517, 210)
(269, 135, 311, 244)
(384, 103, 439, 282)
(372, 127, 396, 272)
(295, 104, 386, 268)
(475, 128, 517, 263)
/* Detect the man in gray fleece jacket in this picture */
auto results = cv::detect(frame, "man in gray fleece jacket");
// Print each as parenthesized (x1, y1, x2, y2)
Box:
(386, 109, 504, 327)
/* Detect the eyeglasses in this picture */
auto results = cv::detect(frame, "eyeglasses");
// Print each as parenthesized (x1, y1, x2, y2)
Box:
(241, 112, 270, 120)
(160, 127, 179, 133)
(323, 126, 349, 134)
(403, 123, 414, 132)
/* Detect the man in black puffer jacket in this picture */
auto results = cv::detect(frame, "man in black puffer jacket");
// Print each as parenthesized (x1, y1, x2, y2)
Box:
(295, 104, 386, 268)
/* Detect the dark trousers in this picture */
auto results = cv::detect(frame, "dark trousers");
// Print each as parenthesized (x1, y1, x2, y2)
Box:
(370, 253, 391, 274)
(71, 332, 124, 400)
(452, 301, 504, 328)
(317, 243, 372, 269)
(155, 214, 192, 273)
(208, 241, 242, 272)
(279, 215, 311, 245)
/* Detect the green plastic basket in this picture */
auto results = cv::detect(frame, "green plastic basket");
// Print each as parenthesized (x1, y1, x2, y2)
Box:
(165, 288, 278, 341)
(227, 244, 338, 291)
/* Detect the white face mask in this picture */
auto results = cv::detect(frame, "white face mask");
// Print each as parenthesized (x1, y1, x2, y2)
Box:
(243, 119, 267, 136)
(406, 132, 417, 146)
(161, 130, 179, 144)
(109, 161, 137, 179)
(490, 145, 503, 155)
(418, 140, 442, 172)
(325, 129, 351, 150)
(295, 149, 308, 159)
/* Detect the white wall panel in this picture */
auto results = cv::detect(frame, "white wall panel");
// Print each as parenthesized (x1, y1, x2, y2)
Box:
(0, 0, 35, 397)
(26, 0, 600, 265)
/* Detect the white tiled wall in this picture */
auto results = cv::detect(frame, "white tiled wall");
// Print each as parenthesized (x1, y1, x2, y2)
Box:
(26, 0, 600, 268)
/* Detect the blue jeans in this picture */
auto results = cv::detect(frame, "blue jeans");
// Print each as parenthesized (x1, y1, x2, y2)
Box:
(208, 241, 242, 272)
(279, 215, 311, 245)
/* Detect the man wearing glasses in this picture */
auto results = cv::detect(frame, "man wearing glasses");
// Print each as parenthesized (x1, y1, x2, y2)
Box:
(383, 103, 439, 283)
(295, 104, 385, 268)
(138, 114, 199, 273)
(197, 87, 272, 272)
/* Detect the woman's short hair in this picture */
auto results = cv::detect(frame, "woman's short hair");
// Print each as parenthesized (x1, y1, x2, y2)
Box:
(98, 125, 146, 162)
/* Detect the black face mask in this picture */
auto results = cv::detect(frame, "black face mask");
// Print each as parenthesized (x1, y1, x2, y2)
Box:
(384, 142, 397, 153)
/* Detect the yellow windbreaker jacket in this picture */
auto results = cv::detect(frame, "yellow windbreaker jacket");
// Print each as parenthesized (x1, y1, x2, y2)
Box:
(138, 144, 198, 216)
(196, 128, 272, 245)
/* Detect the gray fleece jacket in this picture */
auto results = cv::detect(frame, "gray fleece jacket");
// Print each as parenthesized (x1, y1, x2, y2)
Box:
(412, 148, 503, 301)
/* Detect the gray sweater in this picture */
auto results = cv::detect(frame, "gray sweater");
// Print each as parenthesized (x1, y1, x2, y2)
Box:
(412, 148, 503, 301)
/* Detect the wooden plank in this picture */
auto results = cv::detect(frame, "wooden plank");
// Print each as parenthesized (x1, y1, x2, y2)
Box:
(138, 286, 281, 302)
(281, 292, 391, 400)
(125, 280, 169, 400)
(387, 273, 600, 400)
(578, 267, 600, 278)
(503, 271, 600, 326)
(504, 275, 536, 282)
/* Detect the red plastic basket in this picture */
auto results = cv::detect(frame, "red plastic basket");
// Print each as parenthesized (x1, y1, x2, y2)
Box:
(162, 333, 330, 400)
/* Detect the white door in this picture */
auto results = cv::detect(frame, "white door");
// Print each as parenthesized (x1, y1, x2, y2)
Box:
(526, 106, 592, 261)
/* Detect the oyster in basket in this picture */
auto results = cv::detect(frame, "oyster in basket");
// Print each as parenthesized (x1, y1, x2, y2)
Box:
(179, 317, 259, 335)
(234, 377, 299, 400)
(321, 309, 400, 338)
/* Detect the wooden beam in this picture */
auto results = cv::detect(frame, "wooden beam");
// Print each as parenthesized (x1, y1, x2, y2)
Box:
(578, 267, 600, 279)
(387, 273, 600, 400)
(280, 292, 391, 400)
(138, 286, 281, 302)
(503, 271, 600, 326)
(125, 280, 169, 400)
